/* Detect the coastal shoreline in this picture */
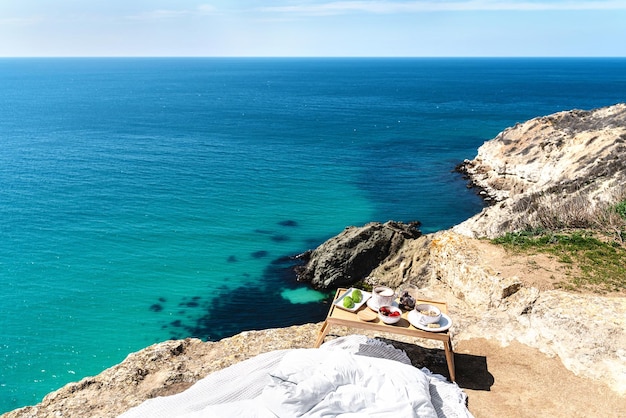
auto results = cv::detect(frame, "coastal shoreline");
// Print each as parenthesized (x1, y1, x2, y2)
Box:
(4, 103, 626, 417)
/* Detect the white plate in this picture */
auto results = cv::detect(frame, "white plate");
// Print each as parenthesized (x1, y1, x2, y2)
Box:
(408, 311, 452, 332)
(333, 288, 371, 312)
(366, 298, 399, 312)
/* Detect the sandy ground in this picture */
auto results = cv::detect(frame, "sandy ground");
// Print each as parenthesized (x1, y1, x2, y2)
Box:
(379, 332, 625, 418)
(455, 338, 626, 418)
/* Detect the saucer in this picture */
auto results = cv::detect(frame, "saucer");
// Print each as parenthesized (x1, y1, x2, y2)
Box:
(357, 309, 377, 322)
(366, 298, 399, 312)
(408, 311, 452, 332)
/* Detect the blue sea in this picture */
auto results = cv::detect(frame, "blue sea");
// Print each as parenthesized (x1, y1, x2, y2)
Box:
(1, 58, 625, 413)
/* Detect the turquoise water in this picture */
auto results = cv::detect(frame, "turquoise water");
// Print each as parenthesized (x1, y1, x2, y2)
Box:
(1, 58, 626, 412)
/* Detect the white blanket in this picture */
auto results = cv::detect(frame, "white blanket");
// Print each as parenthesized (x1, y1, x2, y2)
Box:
(119, 336, 473, 418)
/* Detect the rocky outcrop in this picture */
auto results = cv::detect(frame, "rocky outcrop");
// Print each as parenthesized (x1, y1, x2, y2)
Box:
(455, 103, 626, 238)
(295, 221, 422, 289)
(369, 229, 626, 395)
(423, 231, 626, 396)
(366, 234, 433, 290)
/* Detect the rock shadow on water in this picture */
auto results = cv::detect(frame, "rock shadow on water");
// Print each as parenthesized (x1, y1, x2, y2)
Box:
(162, 253, 332, 341)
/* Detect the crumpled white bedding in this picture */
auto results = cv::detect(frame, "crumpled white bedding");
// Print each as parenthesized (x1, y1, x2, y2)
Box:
(118, 335, 474, 418)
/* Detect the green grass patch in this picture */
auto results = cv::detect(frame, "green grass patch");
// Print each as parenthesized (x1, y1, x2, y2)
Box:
(493, 230, 626, 293)
(613, 199, 626, 220)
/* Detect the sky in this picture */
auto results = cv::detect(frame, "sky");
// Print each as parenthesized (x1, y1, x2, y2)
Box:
(1, 0, 626, 57)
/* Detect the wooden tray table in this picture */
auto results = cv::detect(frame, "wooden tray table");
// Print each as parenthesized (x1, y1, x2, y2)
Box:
(315, 288, 456, 382)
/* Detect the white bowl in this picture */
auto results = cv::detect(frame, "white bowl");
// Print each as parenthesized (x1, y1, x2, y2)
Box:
(378, 305, 402, 324)
(414, 304, 442, 325)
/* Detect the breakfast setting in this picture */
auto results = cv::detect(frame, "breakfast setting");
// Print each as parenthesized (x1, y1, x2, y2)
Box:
(332, 285, 452, 331)
(318, 284, 457, 382)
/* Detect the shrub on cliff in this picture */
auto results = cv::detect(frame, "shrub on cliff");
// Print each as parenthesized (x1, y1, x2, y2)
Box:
(509, 186, 626, 243)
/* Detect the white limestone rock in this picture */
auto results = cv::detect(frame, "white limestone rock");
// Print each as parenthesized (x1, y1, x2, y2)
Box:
(455, 103, 626, 238)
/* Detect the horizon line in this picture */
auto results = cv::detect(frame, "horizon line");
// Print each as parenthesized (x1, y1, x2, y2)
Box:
(2, 55, 626, 59)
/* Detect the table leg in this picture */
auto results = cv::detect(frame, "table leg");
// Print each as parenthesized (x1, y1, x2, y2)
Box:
(315, 321, 330, 348)
(443, 339, 456, 382)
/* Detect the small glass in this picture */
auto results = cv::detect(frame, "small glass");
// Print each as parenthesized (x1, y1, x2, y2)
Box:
(398, 284, 418, 311)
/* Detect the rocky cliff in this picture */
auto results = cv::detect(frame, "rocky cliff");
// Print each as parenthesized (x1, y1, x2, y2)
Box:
(295, 220, 422, 289)
(384, 230, 626, 393)
(4, 104, 626, 418)
(454, 103, 626, 238)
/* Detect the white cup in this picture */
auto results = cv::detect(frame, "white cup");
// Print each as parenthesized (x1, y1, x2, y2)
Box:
(373, 286, 395, 307)
(415, 304, 442, 324)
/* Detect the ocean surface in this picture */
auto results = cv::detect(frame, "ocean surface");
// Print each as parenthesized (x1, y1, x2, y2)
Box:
(1, 57, 626, 412)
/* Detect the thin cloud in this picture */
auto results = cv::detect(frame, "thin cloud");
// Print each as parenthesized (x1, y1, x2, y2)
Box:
(125, 4, 218, 20)
(258, 1, 626, 16)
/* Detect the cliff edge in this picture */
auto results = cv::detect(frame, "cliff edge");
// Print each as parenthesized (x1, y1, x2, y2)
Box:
(455, 103, 626, 238)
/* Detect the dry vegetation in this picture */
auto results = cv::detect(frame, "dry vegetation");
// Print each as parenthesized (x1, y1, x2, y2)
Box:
(509, 186, 626, 243)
